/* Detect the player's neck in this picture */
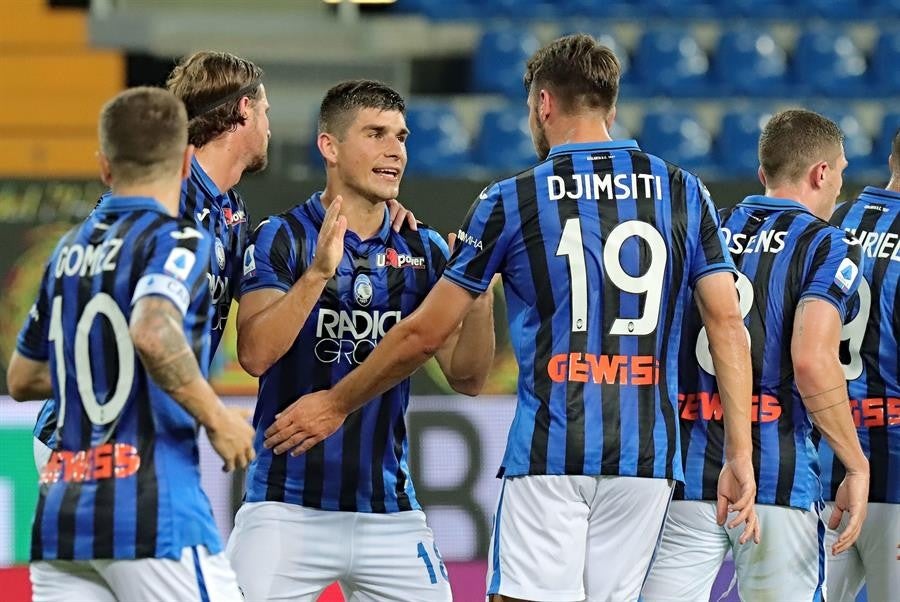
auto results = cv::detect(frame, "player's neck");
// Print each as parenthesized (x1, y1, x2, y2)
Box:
(195, 142, 245, 193)
(111, 180, 182, 217)
(885, 176, 900, 193)
(764, 186, 828, 220)
(321, 187, 385, 240)
(546, 116, 613, 148)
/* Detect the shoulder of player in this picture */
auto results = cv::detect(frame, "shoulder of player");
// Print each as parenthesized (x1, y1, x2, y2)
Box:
(251, 205, 312, 244)
(394, 220, 446, 250)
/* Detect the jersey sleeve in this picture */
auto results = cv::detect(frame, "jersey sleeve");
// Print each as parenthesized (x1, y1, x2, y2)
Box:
(687, 175, 736, 286)
(132, 223, 212, 316)
(800, 231, 863, 321)
(425, 228, 451, 285)
(240, 216, 299, 295)
(442, 182, 511, 294)
(15, 258, 54, 361)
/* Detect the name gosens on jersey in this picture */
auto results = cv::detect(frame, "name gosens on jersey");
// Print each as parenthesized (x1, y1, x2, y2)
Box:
(678, 196, 862, 509)
(444, 140, 734, 481)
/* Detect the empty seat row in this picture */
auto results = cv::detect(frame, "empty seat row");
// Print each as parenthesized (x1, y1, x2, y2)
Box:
(391, 0, 900, 21)
(307, 105, 897, 177)
(471, 27, 900, 98)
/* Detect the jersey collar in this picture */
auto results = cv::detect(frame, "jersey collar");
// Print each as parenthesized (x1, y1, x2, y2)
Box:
(860, 185, 900, 203)
(547, 139, 640, 159)
(94, 195, 170, 215)
(739, 195, 811, 214)
(307, 191, 392, 245)
(191, 156, 226, 201)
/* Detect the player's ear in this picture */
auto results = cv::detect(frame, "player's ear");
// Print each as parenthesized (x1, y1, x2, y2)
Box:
(180, 145, 195, 181)
(238, 95, 252, 121)
(889, 152, 897, 173)
(810, 161, 828, 190)
(97, 152, 113, 187)
(317, 132, 338, 165)
(539, 89, 552, 123)
(757, 166, 766, 188)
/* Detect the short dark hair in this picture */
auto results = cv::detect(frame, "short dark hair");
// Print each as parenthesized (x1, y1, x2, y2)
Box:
(523, 34, 621, 113)
(759, 109, 844, 185)
(99, 86, 187, 185)
(166, 51, 264, 147)
(318, 79, 405, 139)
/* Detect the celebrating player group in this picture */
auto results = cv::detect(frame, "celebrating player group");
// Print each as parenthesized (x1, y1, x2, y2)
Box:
(7, 32, 897, 602)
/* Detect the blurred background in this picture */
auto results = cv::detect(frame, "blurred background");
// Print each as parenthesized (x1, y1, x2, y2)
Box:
(0, 0, 891, 599)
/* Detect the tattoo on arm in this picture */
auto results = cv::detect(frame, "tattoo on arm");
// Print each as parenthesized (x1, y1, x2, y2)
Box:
(131, 297, 201, 393)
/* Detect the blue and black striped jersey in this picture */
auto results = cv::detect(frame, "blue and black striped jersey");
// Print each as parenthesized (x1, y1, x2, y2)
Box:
(444, 140, 734, 481)
(817, 186, 900, 504)
(16, 196, 220, 561)
(33, 157, 250, 446)
(240, 192, 449, 512)
(678, 195, 863, 509)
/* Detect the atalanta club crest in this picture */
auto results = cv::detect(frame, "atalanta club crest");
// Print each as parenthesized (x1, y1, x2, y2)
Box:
(215, 238, 226, 270)
(354, 273, 373, 307)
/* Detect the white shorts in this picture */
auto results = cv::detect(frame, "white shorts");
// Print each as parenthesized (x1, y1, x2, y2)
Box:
(486, 474, 674, 602)
(824, 501, 900, 602)
(642, 500, 825, 602)
(33, 436, 52, 473)
(30, 545, 242, 602)
(226, 501, 451, 602)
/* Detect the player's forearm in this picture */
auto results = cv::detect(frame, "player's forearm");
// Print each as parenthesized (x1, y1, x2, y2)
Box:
(705, 312, 753, 461)
(332, 316, 444, 414)
(442, 290, 495, 396)
(6, 351, 52, 401)
(795, 354, 868, 474)
(131, 298, 225, 430)
(237, 269, 330, 376)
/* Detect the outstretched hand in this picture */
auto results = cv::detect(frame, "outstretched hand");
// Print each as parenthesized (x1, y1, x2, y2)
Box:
(311, 195, 347, 279)
(263, 390, 347, 456)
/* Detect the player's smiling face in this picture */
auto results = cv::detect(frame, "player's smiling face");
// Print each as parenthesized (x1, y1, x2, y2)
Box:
(337, 107, 408, 203)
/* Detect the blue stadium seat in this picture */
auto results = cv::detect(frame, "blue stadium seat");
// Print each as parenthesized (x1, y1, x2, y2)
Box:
(634, 29, 712, 96)
(403, 104, 471, 176)
(872, 32, 900, 95)
(488, 0, 566, 19)
(389, 0, 481, 20)
(716, 110, 773, 176)
(875, 112, 900, 168)
(714, 30, 789, 96)
(640, 110, 713, 172)
(561, 0, 640, 17)
(647, 0, 721, 18)
(473, 107, 537, 172)
(471, 27, 542, 98)
(821, 109, 875, 175)
(793, 30, 868, 97)
(727, 0, 795, 18)
(806, 0, 866, 19)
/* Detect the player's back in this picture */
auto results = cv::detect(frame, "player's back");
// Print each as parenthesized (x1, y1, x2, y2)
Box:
(678, 195, 862, 508)
(446, 139, 734, 482)
(19, 196, 219, 561)
(819, 186, 900, 503)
